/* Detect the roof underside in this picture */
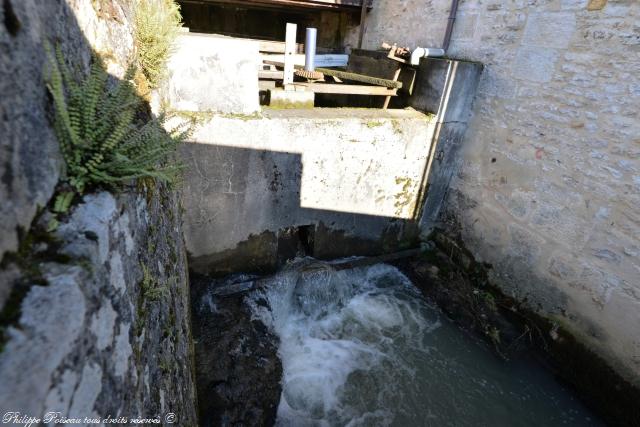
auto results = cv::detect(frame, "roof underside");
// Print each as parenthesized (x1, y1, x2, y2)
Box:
(178, 0, 371, 12)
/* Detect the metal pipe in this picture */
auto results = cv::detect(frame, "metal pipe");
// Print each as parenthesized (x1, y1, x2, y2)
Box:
(410, 47, 445, 65)
(304, 28, 317, 71)
(442, 0, 459, 53)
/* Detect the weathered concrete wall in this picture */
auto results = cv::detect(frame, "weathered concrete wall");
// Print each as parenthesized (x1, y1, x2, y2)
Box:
(179, 108, 436, 274)
(351, 0, 640, 384)
(0, 0, 198, 423)
(409, 57, 483, 231)
(160, 33, 260, 114)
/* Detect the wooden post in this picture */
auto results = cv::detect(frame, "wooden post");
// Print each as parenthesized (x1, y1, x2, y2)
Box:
(357, 1, 367, 49)
(383, 67, 401, 109)
(283, 23, 297, 88)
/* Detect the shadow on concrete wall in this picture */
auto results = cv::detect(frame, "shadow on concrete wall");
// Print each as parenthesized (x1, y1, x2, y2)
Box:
(181, 142, 421, 276)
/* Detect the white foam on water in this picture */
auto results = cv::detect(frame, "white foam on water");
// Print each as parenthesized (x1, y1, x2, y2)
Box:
(247, 259, 440, 426)
(245, 258, 603, 427)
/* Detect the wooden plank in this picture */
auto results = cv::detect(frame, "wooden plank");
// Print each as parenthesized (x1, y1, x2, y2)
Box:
(258, 40, 304, 54)
(383, 67, 401, 109)
(258, 80, 276, 90)
(258, 70, 284, 79)
(317, 67, 401, 88)
(283, 23, 297, 86)
(261, 53, 348, 68)
(295, 83, 397, 96)
(264, 60, 403, 89)
(398, 67, 417, 95)
(210, 249, 421, 297)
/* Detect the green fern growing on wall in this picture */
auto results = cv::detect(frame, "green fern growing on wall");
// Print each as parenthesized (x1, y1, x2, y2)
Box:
(134, 0, 182, 89)
(45, 45, 188, 198)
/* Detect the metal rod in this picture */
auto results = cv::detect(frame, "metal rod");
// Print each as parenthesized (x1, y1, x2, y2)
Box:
(442, 0, 459, 53)
(304, 28, 317, 71)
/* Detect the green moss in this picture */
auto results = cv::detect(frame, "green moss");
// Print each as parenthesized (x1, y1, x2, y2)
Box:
(391, 119, 404, 134)
(366, 121, 383, 128)
(170, 110, 214, 125)
(162, 306, 176, 340)
(483, 291, 498, 312)
(221, 112, 264, 120)
(393, 176, 415, 216)
(159, 354, 173, 374)
(140, 263, 168, 301)
(267, 99, 314, 110)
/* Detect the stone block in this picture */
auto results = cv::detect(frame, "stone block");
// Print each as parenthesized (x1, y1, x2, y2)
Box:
(512, 46, 559, 82)
(523, 13, 577, 48)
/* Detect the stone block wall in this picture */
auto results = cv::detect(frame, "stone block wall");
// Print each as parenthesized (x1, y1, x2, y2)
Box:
(0, 0, 197, 423)
(0, 0, 135, 266)
(351, 0, 640, 384)
(0, 190, 197, 425)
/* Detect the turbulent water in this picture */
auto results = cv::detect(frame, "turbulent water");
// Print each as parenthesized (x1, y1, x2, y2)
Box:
(247, 258, 600, 427)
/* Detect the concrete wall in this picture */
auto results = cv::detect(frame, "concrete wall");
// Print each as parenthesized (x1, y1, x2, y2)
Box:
(160, 33, 260, 114)
(180, 109, 436, 274)
(351, 0, 640, 384)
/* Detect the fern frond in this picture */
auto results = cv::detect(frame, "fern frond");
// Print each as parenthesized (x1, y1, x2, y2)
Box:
(45, 42, 189, 195)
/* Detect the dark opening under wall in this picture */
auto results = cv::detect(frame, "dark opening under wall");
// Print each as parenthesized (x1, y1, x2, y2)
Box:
(177, 1, 353, 51)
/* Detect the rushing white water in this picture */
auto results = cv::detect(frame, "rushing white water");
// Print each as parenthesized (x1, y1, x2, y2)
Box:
(247, 258, 600, 427)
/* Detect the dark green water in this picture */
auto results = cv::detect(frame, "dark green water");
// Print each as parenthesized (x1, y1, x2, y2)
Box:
(248, 259, 601, 427)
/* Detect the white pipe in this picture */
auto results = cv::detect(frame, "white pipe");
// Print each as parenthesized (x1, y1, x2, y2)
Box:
(410, 47, 445, 66)
(305, 28, 317, 71)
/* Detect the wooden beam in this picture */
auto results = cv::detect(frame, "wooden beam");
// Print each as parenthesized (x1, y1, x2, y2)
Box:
(258, 80, 277, 90)
(295, 83, 397, 96)
(258, 39, 304, 54)
(258, 70, 284, 79)
(264, 61, 403, 89)
(261, 53, 349, 68)
(210, 248, 421, 297)
(383, 67, 401, 109)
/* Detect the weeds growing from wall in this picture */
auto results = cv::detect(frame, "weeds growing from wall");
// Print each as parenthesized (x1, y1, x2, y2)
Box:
(134, 0, 182, 89)
(45, 46, 189, 211)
